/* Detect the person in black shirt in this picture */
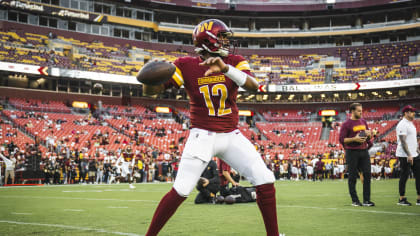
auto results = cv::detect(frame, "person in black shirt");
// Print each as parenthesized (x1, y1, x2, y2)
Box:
(88, 159, 97, 184)
(194, 160, 220, 204)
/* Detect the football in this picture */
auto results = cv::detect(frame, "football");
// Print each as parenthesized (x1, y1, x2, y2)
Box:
(136, 60, 176, 85)
(216, 195, 225, 204)
(224, 195, 235, 205)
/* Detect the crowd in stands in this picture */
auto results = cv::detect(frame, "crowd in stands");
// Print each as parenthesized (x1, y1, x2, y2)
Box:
(0, 97, 418, 185)
(0, 27, 419, 85)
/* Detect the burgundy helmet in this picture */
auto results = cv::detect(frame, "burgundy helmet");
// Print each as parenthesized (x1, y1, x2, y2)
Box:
(193, 19, 233, 57)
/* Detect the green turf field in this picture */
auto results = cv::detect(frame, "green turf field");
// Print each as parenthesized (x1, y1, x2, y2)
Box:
(0, 179, 419, 236)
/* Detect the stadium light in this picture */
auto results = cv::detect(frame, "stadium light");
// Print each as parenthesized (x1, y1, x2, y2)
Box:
(288, 94, 295, 100)
(72, 101, 88, 109)
(320, 94, 325, 98)
(239, 110, 254, 116)
(386, 91, 392, 95)
(358, 92, 364, 97)
(308, 94, 312, 99)
(275, 94, 281, 100)
(155, 107, 172, 113)
(334, 93, 339, 98)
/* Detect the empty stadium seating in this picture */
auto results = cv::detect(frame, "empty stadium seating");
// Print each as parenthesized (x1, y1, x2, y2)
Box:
(261, 110, 312, 122)
(9, 98, 71, 113)
(336, 41, 419, 68)
(344, 107, 399, 120)
(0, 27, 419, 85)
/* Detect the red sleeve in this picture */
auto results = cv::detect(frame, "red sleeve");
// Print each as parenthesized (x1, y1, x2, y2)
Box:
(339, 121, 349, 146)
(219, 160, 231, 172)
(231, 55, 254, 80)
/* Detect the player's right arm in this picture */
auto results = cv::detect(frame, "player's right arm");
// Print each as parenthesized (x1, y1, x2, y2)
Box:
(200, 57, 258, 92)
(141, 59, 184, 96)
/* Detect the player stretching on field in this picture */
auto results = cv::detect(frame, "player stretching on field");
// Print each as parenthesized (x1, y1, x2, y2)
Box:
(116, 148, 136, 189)
(143, 19, 280, 236)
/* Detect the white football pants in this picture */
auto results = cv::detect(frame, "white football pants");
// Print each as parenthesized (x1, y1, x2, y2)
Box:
(173, 128, 275, 197)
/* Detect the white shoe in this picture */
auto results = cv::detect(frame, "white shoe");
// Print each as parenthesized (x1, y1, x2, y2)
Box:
(129, 184, 136, 189)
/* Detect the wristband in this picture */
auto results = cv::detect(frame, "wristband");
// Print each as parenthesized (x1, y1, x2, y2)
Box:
(224, 65, 247, 86)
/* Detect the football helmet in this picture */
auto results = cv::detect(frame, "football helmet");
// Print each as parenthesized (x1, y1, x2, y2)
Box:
(193, 19, 233, 57)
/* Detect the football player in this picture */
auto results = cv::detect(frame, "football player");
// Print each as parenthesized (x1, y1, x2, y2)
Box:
(116, 147, 136, 189)
(143, 19, 279, 236)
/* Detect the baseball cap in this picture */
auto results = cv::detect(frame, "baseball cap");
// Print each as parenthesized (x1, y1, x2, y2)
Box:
(401, 105, 416, 113)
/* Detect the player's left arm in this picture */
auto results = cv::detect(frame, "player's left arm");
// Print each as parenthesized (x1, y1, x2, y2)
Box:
(200, 57, 258, 92)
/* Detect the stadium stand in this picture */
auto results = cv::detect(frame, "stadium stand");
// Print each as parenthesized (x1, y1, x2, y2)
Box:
(0, 26, 419, 84)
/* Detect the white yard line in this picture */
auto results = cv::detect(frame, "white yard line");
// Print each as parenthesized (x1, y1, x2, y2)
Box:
(0, 182, 172, 189)
(62, 190, 104, 193)
(63, 209, 85, 212)
(107, 206, 129, 209)
(0, 220, 143, 236)
(11, 212, 32, 215)
(0, 195, 158, 203)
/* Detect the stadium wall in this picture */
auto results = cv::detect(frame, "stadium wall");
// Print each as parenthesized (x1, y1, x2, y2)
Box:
(1, 87, 414, 112)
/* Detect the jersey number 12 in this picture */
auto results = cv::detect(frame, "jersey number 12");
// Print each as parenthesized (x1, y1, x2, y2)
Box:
(199, 84, 232, 116)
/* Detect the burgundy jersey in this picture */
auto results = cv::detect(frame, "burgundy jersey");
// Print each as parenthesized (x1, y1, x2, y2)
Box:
(165, 54, 252, 133)
(123, 152, 134, 162)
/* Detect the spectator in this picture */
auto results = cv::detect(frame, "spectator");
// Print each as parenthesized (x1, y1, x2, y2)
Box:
(0, 153, 16, 185)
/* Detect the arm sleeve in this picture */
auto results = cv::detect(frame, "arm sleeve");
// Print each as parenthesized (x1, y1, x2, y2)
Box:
(221, 160, 231, 172)
(164, 59, 184, 89)
(339, 122, 348, 146)
(234, 55, 254, 77)
(396, 123, 407, 136)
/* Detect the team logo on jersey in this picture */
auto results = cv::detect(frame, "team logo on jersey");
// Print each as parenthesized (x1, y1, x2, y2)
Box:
(353, 125, 366, 132)
(199, 21, 214, 32)
(198, 75, 225, 85)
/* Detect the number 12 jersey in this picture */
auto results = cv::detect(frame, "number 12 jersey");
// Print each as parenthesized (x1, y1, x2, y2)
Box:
(165, 54, 252, 133)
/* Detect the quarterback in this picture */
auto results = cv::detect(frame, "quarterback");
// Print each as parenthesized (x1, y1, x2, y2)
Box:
(143, 19, 280, 236)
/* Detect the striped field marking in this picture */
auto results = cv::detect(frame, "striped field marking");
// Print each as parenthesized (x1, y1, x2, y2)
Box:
(63, 209, 85, 212)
